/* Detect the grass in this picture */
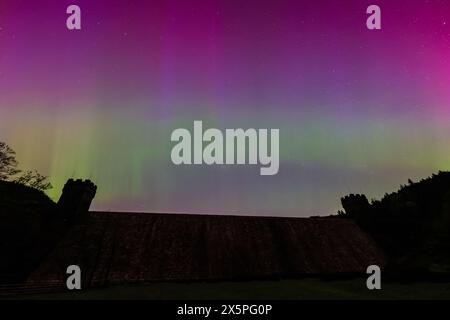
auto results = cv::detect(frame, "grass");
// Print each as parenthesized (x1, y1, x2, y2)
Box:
(7, 278, 450, 300)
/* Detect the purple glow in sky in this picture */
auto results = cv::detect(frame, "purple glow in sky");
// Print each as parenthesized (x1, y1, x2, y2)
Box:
(1, 0, 450, 216)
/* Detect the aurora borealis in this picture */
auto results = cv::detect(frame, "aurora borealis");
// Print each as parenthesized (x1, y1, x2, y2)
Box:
(1, 0, 450, 216)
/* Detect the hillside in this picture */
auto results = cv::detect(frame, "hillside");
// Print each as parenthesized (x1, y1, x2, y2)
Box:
(0, 181, 58, 283)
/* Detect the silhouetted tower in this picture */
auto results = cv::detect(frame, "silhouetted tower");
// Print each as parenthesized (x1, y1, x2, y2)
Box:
(341, 194, 371, 221)
(57, 179, 97, 221)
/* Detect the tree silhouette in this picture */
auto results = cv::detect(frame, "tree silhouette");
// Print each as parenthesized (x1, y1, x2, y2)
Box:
(340, 172, 450, 274)
(14, 170, 52, 191)
(0, 141, 52, 191)
(0, 142, 20, 180)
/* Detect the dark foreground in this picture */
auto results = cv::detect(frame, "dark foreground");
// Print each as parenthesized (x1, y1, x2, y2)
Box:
(6, 278, 450, 300)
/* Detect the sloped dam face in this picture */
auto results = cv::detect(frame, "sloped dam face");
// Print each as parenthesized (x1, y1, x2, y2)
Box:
(26, 212, 386, 288)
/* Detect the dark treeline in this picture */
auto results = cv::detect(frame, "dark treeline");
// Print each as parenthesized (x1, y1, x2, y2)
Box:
(340, 171, 450, 276)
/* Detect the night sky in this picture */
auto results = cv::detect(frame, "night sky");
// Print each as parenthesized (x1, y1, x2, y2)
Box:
(1, 0, 450, 216)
